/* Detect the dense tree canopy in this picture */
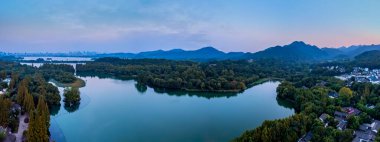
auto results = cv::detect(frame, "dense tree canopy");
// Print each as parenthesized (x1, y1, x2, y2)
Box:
(77, 58, 309, 92)
(63, 87, 81, 106)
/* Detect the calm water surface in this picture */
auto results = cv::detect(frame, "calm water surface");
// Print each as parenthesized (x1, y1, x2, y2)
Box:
(22, 57, 92, 61)
(48, 77, 294, 142)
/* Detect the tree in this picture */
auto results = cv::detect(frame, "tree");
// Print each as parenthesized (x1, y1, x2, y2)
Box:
(8, 73, 19, 92)
(37, 95, 50, 130)
(363, 84, 371, 96)
(339, 87, 353, 105)
(348, 116, 360, 129)
(63, 87, 81, 106)
(26, 112, 36, 142)
(0, 96, 11, 127)
(16, 78, 31, 105)
(23, 92, 35, 114)
(0, 70, 6, 80)
(16, 83, 27, 105)
(26, 97, 50, 142)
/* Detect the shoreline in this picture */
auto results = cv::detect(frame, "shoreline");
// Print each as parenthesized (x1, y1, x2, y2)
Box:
(49, 78, 86, 88)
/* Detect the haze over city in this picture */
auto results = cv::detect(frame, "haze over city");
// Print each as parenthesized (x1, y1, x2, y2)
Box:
(1, 0, 380, 53)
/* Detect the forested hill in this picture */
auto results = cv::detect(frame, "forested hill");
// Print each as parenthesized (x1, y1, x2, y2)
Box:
(94, 41, 332, 61)
(6, 41, 380, 62)
(95, 47, 246, 61)
(92, 41, 380, 62)
(353, 50, 380, 68)
(246, 41, 329, 61)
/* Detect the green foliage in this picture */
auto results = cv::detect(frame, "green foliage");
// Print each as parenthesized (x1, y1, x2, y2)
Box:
(338, 87, 353, 106)
(23, 91, 35, 114)
(37, 96, 50, 130)
(233, 114, 313, 142)
(27, 96, 50, 142)
(77, 58, 309, 92)
(0, 96, 11, 127)
(312, 126, 353, 142)
(27, 111, 49, 142)
(347, 116, 360, 129)
(276, 81, 296, 101)
(353, 50, 380, 69)
(64, 87, 81, 105)
(0, 130, 5, 141)
(40, 64, 76, 83)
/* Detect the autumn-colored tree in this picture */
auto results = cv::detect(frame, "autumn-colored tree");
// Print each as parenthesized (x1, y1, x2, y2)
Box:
(23, 92, 35, 114)
(363, 84, 371, 96)
(27, 96, 49, 142)
(0, 71, 6, 80)
(16, 78, 32, 104)
(339, 87, 353, 103)
(16, 83, 27, 105)
(8, 73, 19, 92)
(0, 96, 11, 127)
(37, 95, 50, 130)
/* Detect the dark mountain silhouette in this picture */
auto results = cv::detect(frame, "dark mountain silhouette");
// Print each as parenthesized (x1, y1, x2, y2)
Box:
(96, 47, 246, 61)
(96, 41, 380, 61)
(339, 44, 380, 57)
(353, 50, 380, 68)
(23, 41, 378, 62)
(245, 41, 329, 61)
(354, 50, 380, 62)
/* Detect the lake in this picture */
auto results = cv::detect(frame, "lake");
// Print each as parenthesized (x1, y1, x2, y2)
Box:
(48, 77, 294, 142)
(22, 57, 93, 61)
(20, 63, 84, 69)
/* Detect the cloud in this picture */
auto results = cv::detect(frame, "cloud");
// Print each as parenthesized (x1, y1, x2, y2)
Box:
(1, 0, 380, 52)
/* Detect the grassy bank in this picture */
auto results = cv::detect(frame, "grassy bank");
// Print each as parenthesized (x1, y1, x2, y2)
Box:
(50, 78, 86, 88)
(247, 77, 283, 88)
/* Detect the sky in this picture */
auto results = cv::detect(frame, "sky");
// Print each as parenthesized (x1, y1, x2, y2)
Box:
(1, 0, 380, 53)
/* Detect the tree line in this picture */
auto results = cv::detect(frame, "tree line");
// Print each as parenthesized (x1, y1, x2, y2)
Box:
(77, 58, 309, 92)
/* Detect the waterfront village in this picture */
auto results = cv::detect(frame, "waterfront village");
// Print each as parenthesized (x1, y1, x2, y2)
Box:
(336, 67, 380, 84)
(299, 107, 380, 142)
(298, 67, 380, 142)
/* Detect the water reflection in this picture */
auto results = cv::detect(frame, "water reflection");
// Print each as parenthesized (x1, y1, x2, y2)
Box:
(64, 103, 80, 113)
(134, 83, 148, 93)
(152, 87, 239, 99)
(79, 74, 242, 99)
(132, 82, 240, 99)
(276, 97, 294, 110)
(49, 77, 294, 142)
(50, 104, 61, 116)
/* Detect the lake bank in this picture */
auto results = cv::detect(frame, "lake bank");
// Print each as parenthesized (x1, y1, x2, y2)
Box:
(49, 79, 86, 88)
(49, 77, 294, 142)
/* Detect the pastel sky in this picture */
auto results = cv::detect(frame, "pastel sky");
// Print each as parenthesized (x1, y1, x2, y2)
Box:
(1, 0, 380, 53)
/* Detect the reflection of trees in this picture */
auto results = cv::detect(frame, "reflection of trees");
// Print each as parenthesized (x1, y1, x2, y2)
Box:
(76, 73, 112, 79)
(152, 87, 239, 99)
(135, 83, 147, 93)
(49, 104, 61, 116)
(76, 73, 133, 80)
(64, 102, 80, 113)
(276, 97, 294, 110)
(79, 74, 241, 99)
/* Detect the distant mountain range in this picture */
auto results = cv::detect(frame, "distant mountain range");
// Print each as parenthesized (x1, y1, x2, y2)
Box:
(95, 41, 380, 61)
(95, 47, 247, 61)
(245, 41, 329, 61)
(4, 41, 380, 62)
